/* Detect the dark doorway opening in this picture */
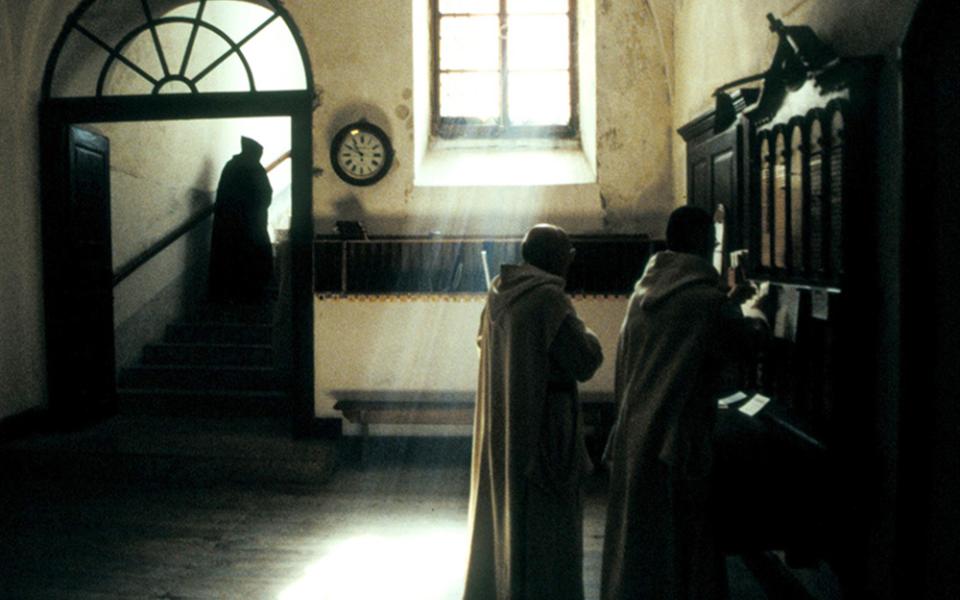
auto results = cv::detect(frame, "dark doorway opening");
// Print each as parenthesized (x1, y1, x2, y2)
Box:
(41, 93, 315, 433)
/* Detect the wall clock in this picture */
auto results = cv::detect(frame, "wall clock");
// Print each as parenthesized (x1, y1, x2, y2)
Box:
(330, 120, 394, 186)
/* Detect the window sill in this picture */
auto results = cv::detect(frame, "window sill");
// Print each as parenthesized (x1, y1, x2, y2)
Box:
(414, 144, 596, 188)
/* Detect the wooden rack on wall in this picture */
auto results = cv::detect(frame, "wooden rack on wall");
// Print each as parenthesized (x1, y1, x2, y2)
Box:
(677, 14, 885, 579)
(743, 51, 880, 443)
(314, 235, 661, 296)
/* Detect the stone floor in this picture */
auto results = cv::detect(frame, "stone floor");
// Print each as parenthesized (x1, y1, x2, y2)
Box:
(1, 417, 770, 599)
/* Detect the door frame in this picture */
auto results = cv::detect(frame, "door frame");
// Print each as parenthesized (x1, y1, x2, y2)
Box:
(40, 91, 315, 432)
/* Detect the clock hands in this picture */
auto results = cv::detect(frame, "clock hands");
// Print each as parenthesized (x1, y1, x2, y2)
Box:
(349, 138, 364, 156)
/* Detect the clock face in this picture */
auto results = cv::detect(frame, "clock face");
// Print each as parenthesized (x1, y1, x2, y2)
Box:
(331, 122, 393, 186)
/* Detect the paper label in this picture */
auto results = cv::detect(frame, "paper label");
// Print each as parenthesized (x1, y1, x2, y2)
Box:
(738, 394, 771, 417)
(718, 391, 749, 407)
(811, 289, 829, 320)
(774, 285, 801, 341)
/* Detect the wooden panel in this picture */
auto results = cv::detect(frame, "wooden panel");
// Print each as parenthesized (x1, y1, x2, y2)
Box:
(760, 137, 773, 269)
(789, 125, 805, 274)
(808, 118, 826, 276)
(773, 132, 788, 270)
(314, 236, 658, 295)
(48, 126, 116, 418)
(828, 110, 846, 279)
(712, 149, 736, 260)
(691, 158, 710, 210)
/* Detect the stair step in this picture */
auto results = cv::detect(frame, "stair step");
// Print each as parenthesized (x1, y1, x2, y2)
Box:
(142, 343, 273, 367)
(191, 301, 277, 324)
(120, 365, 281, 391)
(166, 322, 272, 345)
(118, 389, 288, 418)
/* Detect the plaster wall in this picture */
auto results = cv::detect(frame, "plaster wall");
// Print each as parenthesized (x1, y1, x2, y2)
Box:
(287, 0, 674, 426)
(314, 295, 627, 419)
(287, 0, 675, 237)
(597, 0, 675, 233)
(0, 1, 76, 420)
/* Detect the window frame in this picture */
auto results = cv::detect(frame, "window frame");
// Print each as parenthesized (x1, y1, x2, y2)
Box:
(430, 0, 579, 140)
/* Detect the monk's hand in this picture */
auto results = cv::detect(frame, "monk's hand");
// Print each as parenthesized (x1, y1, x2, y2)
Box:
(727, 282, 757, 305)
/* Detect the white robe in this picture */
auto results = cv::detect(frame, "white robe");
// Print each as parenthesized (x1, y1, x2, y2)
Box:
(601, 251, 747, 600)
(464, 264, 603, 600)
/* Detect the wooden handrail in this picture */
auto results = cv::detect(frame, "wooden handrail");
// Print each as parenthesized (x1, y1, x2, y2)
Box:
(112, 204, 215, 287)
(265, 150, 291, 173)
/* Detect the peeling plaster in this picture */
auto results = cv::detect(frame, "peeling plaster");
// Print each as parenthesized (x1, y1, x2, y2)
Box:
(596, 0, 675, 235)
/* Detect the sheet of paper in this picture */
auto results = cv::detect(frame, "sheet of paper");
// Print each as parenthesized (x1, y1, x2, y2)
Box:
(738, 393, 771, 417)
(774, 285, 801, 341)
(811, 288, 829, 320)
(717, 391, 749, 407)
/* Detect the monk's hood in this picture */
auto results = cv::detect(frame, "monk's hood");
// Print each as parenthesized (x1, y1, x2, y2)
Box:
(488, 263, 565, 319)
(634, 251, 718, 310)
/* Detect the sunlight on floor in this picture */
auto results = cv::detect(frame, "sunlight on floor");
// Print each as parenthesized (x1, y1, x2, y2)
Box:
(278, 524, 468, 600)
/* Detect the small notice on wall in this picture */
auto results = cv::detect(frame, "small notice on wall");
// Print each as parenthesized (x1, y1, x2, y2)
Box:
(738, 394, 771, 417)
(774, 285, 801, 341)
(811, 289, 829, 320)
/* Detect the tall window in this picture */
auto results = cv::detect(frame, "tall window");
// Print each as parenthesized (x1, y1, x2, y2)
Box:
(432, 0, 577, 139)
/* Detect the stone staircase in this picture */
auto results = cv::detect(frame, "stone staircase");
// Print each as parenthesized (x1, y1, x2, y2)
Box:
(118, 301, 289, 418)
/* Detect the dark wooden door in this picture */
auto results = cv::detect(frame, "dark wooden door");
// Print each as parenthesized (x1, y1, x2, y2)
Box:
(686, 123, 745, 253)
(47, 127, 116, 420)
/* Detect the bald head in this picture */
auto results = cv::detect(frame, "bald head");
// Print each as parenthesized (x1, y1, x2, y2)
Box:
(666, 205, 714, 260)
(522, 224, 574, 278)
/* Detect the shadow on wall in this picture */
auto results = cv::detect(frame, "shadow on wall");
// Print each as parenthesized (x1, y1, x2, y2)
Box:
(318, 173, 671, 239)
(186, 156, 216, 298)
(113, 158, 219, 371)
(326, 103, 395, 145)
(332, 194, 369, 233)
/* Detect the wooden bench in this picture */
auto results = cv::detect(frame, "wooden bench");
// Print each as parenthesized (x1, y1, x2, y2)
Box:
(333, 390, 615, 464)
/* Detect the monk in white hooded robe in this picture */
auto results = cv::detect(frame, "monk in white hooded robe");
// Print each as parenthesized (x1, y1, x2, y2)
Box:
(601, 206, 762, 600)
(464, 225, 603, 600)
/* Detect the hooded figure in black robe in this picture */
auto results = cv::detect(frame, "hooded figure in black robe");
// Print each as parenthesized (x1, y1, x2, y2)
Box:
(208, 136, 273, 302)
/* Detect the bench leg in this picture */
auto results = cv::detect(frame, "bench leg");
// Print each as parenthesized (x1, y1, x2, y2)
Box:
(359, 421, 369, 469)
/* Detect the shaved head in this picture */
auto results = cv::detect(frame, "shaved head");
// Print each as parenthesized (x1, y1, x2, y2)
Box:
(666, 205, 714, 260)
(522, 224, 574, 278)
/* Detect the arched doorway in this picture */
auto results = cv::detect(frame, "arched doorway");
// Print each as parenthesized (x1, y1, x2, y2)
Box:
(40, 0, 315, 432)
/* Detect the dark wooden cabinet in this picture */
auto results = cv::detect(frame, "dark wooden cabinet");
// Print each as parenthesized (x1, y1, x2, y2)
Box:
(678, 89, 759, 264)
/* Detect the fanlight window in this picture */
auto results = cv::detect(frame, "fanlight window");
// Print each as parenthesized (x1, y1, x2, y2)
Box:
(47, 0, 307, 98)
